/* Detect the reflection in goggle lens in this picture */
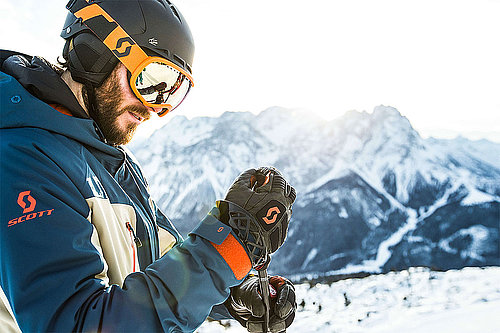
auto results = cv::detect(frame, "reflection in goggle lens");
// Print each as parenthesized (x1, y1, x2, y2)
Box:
(134, 61, 192, 110)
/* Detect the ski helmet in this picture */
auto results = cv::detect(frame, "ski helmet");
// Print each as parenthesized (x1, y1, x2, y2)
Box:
(61, 0, 195, 90)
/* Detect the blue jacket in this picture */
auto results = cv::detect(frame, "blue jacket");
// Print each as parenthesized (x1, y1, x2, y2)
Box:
(0, 52, 251, 332)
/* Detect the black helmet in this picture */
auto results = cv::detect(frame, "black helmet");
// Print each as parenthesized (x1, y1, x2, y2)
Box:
(61, 0, 195, 87)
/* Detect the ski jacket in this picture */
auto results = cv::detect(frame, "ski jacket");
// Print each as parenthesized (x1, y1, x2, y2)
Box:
(0, 51, 251, 332)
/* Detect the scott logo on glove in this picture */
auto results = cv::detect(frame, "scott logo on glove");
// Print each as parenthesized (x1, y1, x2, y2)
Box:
(256, 200, 286, 231)
(262, 206, 281, 224)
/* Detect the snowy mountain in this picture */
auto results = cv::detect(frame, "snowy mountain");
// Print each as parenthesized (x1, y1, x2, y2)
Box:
(129, 106, 500, 276)
(197, 267, 500, 333)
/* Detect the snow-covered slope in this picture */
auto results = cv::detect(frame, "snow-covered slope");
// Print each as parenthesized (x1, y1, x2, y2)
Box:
(197, 267, 500, 333)
(130, 106, 500, 275)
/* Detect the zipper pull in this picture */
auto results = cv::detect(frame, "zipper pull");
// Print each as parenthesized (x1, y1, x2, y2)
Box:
(126, 222, 143, 248)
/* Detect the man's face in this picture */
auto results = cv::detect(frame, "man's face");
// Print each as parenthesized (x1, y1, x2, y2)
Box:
(89, 63, 161, 145)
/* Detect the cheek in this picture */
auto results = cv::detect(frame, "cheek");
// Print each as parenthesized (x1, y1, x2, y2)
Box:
(118, 69, 141, 102)
(119, 71, 133, 95)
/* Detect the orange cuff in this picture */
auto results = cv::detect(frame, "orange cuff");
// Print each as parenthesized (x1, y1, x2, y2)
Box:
(210, 233, 251, 280)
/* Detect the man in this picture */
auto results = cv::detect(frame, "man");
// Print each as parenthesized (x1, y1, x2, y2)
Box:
(0, 0, 296, 332)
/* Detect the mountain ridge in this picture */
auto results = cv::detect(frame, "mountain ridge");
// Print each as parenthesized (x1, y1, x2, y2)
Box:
(130, 106, 500, 276)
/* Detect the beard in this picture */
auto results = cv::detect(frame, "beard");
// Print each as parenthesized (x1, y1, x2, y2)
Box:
(84, 66, 150, 146)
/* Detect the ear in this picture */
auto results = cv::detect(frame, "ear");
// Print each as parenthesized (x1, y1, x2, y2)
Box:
(63, 32, 118, 87)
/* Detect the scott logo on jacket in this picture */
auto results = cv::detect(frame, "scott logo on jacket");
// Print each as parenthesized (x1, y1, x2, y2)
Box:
(8, 191, 55, 227)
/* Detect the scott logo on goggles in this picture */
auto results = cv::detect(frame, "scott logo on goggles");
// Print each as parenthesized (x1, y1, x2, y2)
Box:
(113, 37, 135, 58)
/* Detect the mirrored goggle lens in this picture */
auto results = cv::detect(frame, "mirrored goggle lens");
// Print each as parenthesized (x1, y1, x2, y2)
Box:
(134, 61, 192, 111)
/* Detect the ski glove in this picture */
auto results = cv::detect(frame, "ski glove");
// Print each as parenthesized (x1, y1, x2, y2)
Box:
(217, 167, 296, 267)
(225, 274, 296, 333)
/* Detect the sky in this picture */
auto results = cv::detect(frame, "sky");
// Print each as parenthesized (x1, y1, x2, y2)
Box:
(1, 0, 499, 142)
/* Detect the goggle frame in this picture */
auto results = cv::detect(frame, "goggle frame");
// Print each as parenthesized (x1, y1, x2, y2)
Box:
(130, 56, 194, 114)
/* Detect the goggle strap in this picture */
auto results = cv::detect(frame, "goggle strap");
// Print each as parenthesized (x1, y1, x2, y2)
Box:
(73, 3, 148, 73)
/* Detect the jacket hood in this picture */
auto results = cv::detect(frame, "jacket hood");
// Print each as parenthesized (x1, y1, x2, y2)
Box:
(1, 50, 87, 118)
(0, 50, 121, 158)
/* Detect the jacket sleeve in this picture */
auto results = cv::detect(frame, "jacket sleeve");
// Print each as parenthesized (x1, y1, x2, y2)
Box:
(0, 134, 251, 332)
(154, 195, 236, 323)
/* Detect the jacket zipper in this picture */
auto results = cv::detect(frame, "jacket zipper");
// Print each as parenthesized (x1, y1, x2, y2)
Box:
(120, 152, 158, 262)
(126, 222, 143, 248)
(126, 222, 142, 272)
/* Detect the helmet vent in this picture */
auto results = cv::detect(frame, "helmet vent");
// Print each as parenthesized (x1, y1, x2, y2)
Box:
(173, 54, 186, 68)
(170, 5, 182, 23)
(158, 0, 181, 22)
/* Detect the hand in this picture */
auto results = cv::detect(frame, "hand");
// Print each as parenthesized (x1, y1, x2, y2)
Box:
(217, 167, 296, 267)
(225, 274, 296, 333)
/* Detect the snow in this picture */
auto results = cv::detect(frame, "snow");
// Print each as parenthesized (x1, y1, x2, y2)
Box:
(368, 301, 500, 333)
(339, 179, 487, 274)
(301, 248, 319, 270)
(428, 136, 500, 170)
(367, 217, 381, 227)
(305, 166, 351, 194)
(365, 209, 417, 271)
(461, 187, 498, 206)
(439, 225, 491, 261)
(325, 179, 483, 275)
(255, 107, 305, 146)
(197, 267, 500, 333)
(328, 209, 419, 275)
(338, 207, 348, 219)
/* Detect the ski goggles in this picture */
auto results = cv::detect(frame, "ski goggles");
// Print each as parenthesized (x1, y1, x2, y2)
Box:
(130, 57, 193, 115)
(70, 0, 194, 116)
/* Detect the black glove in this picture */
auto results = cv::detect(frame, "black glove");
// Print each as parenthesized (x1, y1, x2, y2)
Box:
(217, 167, 296, 267)
(225, 274, 296, 333)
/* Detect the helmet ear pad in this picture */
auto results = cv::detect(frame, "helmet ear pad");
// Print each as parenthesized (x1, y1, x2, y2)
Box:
(63, 31, 119, 87)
